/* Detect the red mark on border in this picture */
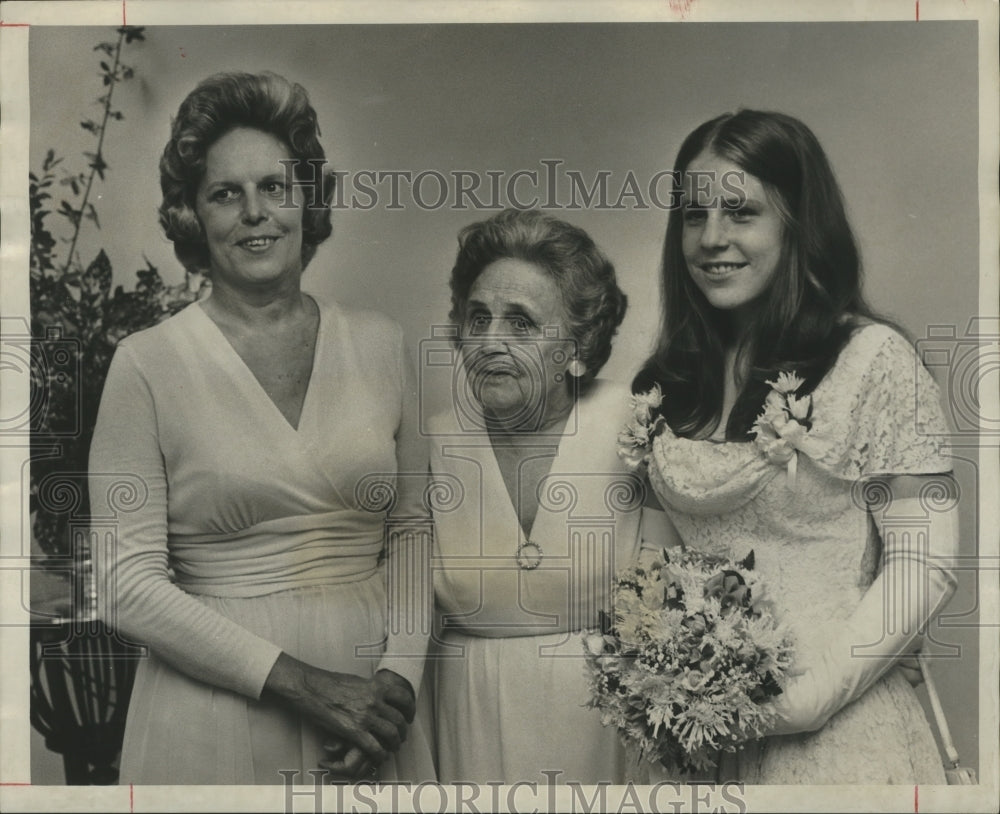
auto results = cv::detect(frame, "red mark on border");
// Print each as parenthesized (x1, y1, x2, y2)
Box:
(915, 1, 919, 21)
(668, 0, 696, 19)
(122, 0, 127, 26)
(914, 784, 919, 812)
(0, 783, 32, 786)
(0, 21, 31, 27)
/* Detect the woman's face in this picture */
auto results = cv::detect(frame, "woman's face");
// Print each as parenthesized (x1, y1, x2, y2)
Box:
(681, 150, 785, 324)
(195, 127, 304, 290)
(459, 258, 577, 430)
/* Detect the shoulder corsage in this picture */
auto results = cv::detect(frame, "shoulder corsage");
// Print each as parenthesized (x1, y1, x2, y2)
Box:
(750, 372, 813, 488)
(618, 384, 666, 472)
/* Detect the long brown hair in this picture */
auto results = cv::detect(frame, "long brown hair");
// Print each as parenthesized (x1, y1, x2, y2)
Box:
(633, 110, 885, 439)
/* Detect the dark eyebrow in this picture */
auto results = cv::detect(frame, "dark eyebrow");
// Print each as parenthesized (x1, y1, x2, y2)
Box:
(723, 194, 762, 207)
(202, 171, 287, 190)
(465, 299, 541, 323)
(502, 304, 537, 321)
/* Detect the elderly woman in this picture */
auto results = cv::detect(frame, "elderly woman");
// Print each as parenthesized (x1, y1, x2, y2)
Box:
(425, 208, 643, 783)
(89, 72, 434, 784)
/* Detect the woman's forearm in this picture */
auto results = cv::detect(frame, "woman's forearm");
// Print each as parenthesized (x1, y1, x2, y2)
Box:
(769, 488, 958, 735)
(91, 345, 283, 698)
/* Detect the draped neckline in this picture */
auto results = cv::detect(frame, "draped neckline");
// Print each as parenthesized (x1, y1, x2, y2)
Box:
(480, 403, 579, 544)
(192, 295, 326, 435)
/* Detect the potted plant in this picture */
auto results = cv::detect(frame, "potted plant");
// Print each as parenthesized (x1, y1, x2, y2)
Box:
(28, 26, 208, 784)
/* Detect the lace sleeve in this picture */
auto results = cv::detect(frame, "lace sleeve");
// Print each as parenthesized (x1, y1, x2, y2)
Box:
(807, 326, 952, 481)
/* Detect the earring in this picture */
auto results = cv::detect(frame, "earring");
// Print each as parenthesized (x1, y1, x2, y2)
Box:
(567, 359, 587, 378)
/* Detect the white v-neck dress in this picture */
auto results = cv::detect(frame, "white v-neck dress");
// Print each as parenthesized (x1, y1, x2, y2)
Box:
(89, 296, 434, 784)
(427, 380, 644, 783)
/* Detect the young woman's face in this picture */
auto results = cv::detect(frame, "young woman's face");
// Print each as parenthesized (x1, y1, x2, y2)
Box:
(681, 150, 785, 323)
(195, 127, 304, 290)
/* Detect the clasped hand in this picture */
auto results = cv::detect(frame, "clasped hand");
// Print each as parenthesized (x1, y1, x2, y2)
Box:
(264, 654, 415, 781)
(318, 670, 416, 782)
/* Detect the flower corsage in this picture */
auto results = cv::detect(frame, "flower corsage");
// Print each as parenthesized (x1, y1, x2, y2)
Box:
(750, 371, 813, 488)
(583, 547, 794, 775)
(618, 384, 666, 472)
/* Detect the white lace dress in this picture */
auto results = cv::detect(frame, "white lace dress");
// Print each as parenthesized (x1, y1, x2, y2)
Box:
(645, 324, 951, 784)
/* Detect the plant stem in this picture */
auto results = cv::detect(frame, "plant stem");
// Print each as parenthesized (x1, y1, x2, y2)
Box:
(62, 28, 126, 275)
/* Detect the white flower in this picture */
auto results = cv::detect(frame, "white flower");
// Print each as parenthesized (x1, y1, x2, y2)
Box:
(584, 632, 608, 657)
(629, 384, 664, 423)
(764, 390, 785, 412)
(752, 371, 812, 472)
(775, 419, 807, 446)
(765, 371, 805, 395)
(762, 403, 789, 432)
(786, 393, 811, 421)
(752, 418, 796, 463)
(618, 389, 666, 472)
(617, 422, 651, 471)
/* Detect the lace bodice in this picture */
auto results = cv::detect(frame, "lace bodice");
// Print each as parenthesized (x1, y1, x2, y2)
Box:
(646, 324, 951, 666)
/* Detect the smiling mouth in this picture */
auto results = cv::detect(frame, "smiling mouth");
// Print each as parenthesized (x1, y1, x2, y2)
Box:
(700, 262, 748, 274)
(237, 236, 280, 249)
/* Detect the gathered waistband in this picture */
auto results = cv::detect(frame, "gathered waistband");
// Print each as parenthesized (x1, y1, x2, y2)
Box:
(169, 510, 385, 598)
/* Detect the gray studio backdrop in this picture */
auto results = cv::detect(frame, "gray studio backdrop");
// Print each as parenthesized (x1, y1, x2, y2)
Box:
(28, 22, 981, 782)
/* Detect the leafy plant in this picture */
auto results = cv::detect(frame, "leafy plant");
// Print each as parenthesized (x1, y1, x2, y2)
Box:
(30, 27, 208, 577)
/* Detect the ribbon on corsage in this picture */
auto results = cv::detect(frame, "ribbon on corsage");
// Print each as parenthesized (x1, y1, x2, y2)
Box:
(750, 371, 813, 489)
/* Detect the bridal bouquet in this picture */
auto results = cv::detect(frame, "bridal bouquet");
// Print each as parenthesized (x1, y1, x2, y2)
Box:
(583, 547, 794, 774)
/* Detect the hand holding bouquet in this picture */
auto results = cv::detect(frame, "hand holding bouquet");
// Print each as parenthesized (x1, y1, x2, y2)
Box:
(584, 547, 794, 774)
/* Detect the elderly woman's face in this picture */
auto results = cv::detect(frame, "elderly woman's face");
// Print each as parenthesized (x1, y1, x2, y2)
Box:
(459, 258, 577, 430)
(195, 127, 304, 290)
